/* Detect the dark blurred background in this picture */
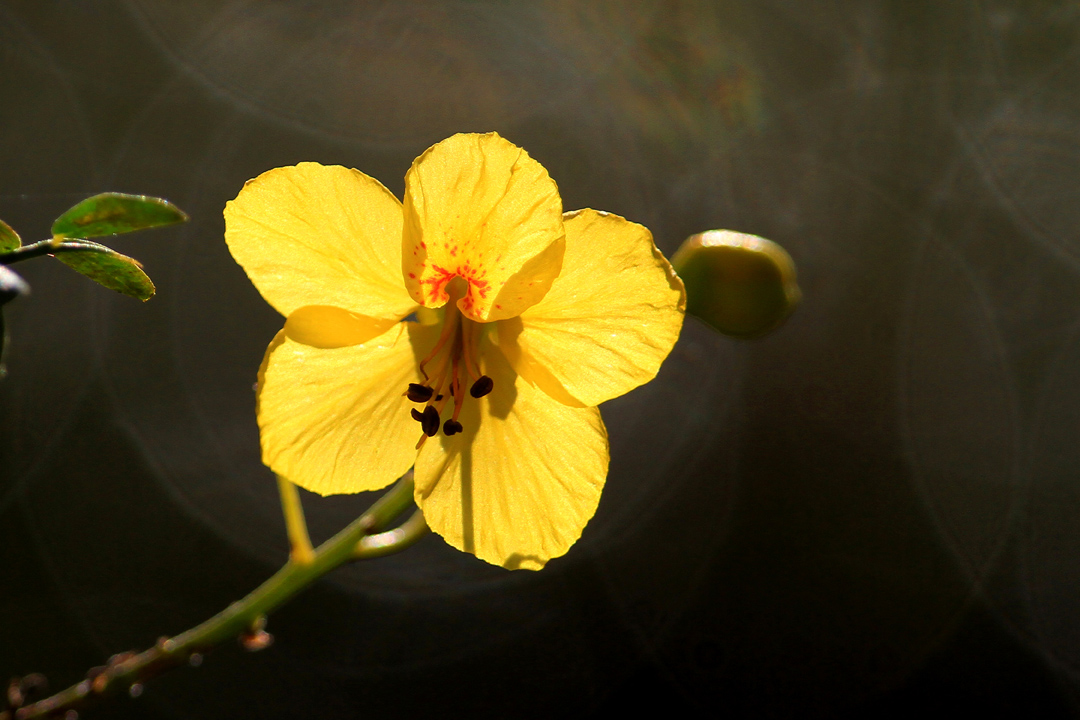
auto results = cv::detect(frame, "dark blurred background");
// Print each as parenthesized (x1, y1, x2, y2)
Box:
(3, 1, 1080, 717)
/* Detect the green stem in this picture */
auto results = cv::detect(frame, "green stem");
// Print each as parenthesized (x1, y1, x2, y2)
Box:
(277, 475, 315, 565)
(356, 509, 428, 559)
(0, 239, 112, 265)
(8, 473, 426, 720)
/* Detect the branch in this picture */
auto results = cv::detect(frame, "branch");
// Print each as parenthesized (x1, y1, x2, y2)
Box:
(5, 472, 426, 720)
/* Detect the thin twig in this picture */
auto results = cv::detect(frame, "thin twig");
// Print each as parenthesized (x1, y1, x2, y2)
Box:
(0, 240, 112, 265)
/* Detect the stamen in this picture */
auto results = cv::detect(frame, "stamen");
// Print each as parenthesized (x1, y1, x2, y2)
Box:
(415, 392, 452, 449)
(460, 319, 480, 382)
(470, 375, 494, 398)
(404, 280, 491, 438)
(406, 383, 434, 403)
(449, 364, 465, 421)
(418, 306, 460, 379)
(428, 351, 453, 401)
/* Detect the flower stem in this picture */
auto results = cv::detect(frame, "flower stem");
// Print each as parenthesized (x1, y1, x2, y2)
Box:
(276, 475, 315, 565)
(355, 508, 427, 559)
(6, 472, 426, 720)
(0, 240, 112, 265)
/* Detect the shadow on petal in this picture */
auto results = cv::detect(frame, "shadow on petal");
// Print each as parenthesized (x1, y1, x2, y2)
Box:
(285, 305, 399, 348)
(493, 317, 585, 408)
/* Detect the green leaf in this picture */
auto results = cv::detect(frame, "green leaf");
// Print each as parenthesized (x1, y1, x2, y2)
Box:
(0, 218, 21, 253)
(51, 192, 188, 239)
(54, 240, 155, 301)
(671, 230, 801, 339)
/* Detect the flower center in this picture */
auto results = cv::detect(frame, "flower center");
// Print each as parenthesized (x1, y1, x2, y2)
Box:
(404, 279, 493, 448)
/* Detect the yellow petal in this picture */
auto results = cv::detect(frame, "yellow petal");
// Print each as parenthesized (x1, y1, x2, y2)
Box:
(414, 339, 608, 570)
(225, 163, 416, 319)
(258, 322, 430, 495)
(285, 306, 398, 349)
(402, 133, 565, 323)
(504, 209, 686, 407)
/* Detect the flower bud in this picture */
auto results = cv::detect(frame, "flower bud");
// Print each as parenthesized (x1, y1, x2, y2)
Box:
(671, 230, 800, 339)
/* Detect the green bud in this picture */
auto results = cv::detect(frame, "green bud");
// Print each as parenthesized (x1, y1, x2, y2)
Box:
(671, 230, 800, 339)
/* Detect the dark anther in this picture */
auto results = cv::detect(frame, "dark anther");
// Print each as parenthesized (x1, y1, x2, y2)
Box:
(443, 419, 463, 436)
(406, 383, 434, 402)
(410, 408, 424, 422)
(435, 394, 443, 401)
(421, 405, 440, 436)
(470, 375, 494, 398)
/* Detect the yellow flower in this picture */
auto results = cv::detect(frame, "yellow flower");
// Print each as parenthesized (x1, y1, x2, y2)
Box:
(225, 133, 685, 570)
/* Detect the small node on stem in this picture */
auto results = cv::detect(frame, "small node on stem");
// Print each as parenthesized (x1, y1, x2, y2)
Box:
(7, 674, 48, 710)
(107, 652, 135, 667)
(240, 615, 274, 652)
(359, 513, 378, 533)
(240, 630, 274, 652)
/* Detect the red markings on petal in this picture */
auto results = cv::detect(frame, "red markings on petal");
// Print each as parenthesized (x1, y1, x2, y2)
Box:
(414, 255, 501, 317)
